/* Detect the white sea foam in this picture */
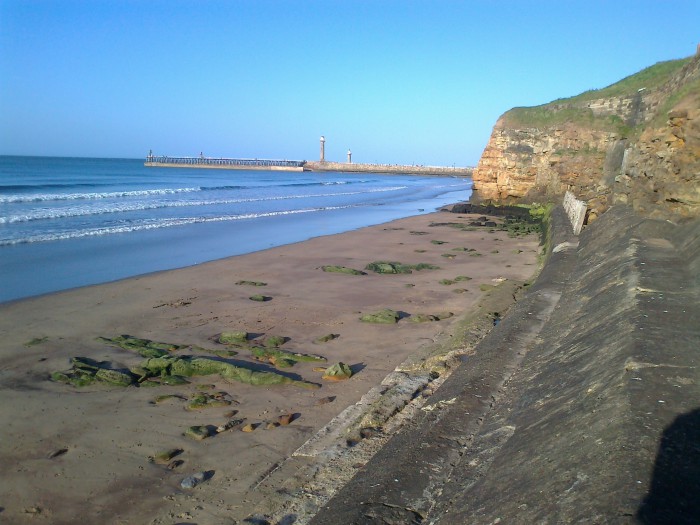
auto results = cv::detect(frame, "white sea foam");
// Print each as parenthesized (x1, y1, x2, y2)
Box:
(0, 187, 201, 204)
(0, 186, 407, 223)
(0, 205, 355, 245)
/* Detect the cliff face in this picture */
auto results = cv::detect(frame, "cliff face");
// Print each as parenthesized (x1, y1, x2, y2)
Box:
(473, 52, 700, 220)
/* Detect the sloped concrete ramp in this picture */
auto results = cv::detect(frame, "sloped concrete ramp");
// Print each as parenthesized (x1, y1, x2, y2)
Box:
(309, 206, 700, 524)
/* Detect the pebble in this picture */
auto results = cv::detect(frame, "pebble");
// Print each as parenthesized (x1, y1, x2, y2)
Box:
(278, 413, 294, 425)
(315, 396, 336, 405)
(181, 471, 209, 489)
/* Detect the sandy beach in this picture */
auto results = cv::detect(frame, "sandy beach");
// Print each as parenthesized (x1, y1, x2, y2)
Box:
(0, 208, 540, 524)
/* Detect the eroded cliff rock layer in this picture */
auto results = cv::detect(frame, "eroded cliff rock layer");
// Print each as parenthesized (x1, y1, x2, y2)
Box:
(473, 52, 700, 221)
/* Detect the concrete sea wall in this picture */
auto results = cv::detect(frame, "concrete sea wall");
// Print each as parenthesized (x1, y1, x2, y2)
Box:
(310, 204, 700, 524)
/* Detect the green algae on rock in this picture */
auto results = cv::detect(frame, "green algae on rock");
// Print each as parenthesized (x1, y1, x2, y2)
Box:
(262, 335, 287, 348)
(140, 355, 320, 389)
(186, 391, 233, 411)
(360, 309, 400, 324)
(322, 362, 353, 381)
(97, 335, 187, 358)
(314, 333, 339, 344)
(365, 261, 440, 274)
(51, 356, 136, 387)
(249, 347, 327, 369)
(249, 294, 271, 302)
(235, 280, 267, 286)
(321, 265, 367, 275)
(408, 312, 454, 323)
(217, 331, 249, 345)
(151, 448, 183, 464)
(184, 425, 212, 441)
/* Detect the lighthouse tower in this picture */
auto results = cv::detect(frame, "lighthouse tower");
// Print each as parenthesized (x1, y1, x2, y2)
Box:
(320, 136, 326, 162)
(347, 149, 352, 163)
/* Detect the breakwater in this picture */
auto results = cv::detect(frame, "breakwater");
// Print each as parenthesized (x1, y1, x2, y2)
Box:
(144, 156, 306, 172)
(304, 161, 472, 176)
(144, 155, 472, 176)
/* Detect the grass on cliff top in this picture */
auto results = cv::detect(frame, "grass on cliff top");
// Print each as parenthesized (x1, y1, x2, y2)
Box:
(502, 56, 692, 131)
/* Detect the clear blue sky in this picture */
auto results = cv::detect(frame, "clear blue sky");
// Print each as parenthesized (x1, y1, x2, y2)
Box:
(1, 1, 698, 166)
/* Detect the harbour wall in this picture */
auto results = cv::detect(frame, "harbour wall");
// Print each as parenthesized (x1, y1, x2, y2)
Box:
(304, 161, 472, 176)
(144, 161, 305, 172)
(144, 156, 473, 176)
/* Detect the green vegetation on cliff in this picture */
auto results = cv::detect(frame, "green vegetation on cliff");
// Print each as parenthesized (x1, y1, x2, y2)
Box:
(502, 57, 692, 132)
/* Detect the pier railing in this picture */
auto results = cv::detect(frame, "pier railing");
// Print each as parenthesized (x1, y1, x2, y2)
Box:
(146, 156, 306, 168)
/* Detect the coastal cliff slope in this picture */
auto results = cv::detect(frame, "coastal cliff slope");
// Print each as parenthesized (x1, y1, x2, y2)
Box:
(472, 50, 700, 221)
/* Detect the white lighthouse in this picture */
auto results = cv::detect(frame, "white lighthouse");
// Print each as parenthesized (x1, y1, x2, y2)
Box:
(320, 136, 326, 162)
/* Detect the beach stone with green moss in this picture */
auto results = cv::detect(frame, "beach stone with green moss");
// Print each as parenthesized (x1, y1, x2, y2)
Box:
(184, 426, 212, 441)
(236, 280, 267, 286)
(321, 265, 367, 275)
(218, 331, 249, 345)
(97, 335, 187, 358)
(250, 347, 326, 369)
(314, 333, 339, 344)
(360, 309, 400, 324)
(322, 362, 353, 381)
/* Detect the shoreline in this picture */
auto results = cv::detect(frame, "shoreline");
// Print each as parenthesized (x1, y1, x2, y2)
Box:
(0, 207, 541, 524)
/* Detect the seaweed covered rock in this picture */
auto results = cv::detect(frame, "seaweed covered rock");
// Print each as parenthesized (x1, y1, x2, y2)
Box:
(408, 312, 454, 323)
(360, 309, 400, 324)
(97, 335, 187, 358)
(184, 426, 212, 441)
(218, 331, 249, 345)
(140, 355, 319, 389)
(262, 335, 287, 348)
(51, 357, 136, 387)
(235, 280, 267, 286)
(314, 333, 339, 344)
(249, 347, 326, 369)
(322, 362, 353, 381)
(365, 261, 413, 274)
(186, 391, 234, 410)
(321, 265, 367, 275)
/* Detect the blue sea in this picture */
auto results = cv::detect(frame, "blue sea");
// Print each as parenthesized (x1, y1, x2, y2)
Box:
(0, 156, 471, 303)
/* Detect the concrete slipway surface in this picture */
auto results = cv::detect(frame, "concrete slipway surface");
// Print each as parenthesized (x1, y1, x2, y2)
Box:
(309, 205, 700, 525)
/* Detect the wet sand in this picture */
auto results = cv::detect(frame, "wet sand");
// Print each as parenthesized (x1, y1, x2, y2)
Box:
(0, 209, 540, 524)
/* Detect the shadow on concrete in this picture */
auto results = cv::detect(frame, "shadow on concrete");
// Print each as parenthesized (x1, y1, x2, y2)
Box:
(637, 408, 700, 524)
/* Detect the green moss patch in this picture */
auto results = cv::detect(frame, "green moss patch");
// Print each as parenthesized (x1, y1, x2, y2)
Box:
(51, 356, 136, 388)
(321, 265, 367, 275)
(135, 356, 318, 388)
(97, 335, 187, 358)
(365, 261, 439, 274)
(322, 363, 353, 381)
(314, 333, 339, 344)
(249, 347, 326, 369)
(24, 337, 48, 347)
(236, 280, 267, 286)
(408, 312, 454, 323)
(218, 331, 249, 345)
(186, 391, 233, 410)
(360, 309, 400, 324)
(249, 294, 271, 302)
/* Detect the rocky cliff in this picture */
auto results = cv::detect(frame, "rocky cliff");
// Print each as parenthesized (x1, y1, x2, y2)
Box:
(473, 50, 700, 221)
